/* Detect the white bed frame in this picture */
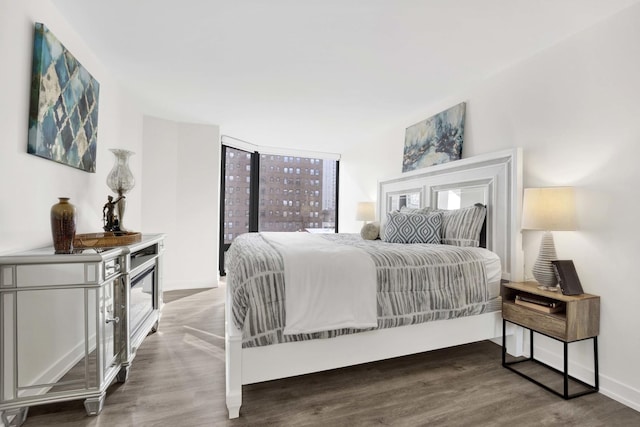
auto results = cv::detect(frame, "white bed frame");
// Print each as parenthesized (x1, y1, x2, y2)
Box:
(225, 148, 524, 418)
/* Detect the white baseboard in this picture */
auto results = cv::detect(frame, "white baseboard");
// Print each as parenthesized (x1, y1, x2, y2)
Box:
(598, 377, 640, 413)
(163, 279, 218, 291)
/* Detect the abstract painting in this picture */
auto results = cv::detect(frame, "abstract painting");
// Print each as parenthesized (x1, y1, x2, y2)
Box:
(27, 22, 100, 172)
(402, 102, 465, 172)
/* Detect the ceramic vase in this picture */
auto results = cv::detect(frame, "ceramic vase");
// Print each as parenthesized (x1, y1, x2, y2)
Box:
(51, 197, 76, 254)
(532, 231, 559, 287)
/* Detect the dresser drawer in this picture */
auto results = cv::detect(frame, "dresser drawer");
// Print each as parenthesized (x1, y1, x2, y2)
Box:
(502, 302, 566, 340)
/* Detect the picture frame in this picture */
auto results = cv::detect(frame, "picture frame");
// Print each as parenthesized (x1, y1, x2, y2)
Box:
(551, 260, 584, 295)
(402, 102, 465, 172)
(27, 22, 100, 172)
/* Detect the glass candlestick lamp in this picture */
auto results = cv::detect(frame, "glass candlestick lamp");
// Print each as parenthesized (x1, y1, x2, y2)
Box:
(106, 149, 135, 232)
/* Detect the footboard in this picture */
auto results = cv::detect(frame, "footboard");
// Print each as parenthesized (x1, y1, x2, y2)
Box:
(225, 301, 522, 419)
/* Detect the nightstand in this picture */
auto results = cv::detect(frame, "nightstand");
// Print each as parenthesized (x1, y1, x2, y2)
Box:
(501, 281, 600, 399)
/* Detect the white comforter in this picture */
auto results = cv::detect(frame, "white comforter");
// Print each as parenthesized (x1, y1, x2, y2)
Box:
(261, 232, 377, 335)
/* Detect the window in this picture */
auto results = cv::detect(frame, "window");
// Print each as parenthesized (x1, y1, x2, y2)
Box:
(258, 154, 337, 233)
(220, 139, 340, 275)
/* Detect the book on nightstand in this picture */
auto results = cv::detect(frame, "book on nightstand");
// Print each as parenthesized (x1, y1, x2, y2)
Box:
(514, 295, 565, 313)
(551, 260, 584, 296)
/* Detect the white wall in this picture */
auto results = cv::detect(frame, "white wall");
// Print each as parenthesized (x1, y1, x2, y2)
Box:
(142, 116, 220, 290)
(0, 0, 145, 411)
(340, 3, 640, 411)
(0, 0, 144, 253)
(0, 1, 219, 291)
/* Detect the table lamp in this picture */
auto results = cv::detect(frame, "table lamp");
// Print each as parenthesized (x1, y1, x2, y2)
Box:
(356, 202, 375, 225)
(106, 148, 135, 232)
(521, 187, 576, 290)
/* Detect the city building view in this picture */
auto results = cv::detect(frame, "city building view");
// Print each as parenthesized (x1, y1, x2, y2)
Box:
(222, 147, 337, 244)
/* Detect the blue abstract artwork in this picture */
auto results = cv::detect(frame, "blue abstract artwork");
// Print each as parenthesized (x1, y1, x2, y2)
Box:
(402, 102, 465, 172)
(28, 23, 99, 172)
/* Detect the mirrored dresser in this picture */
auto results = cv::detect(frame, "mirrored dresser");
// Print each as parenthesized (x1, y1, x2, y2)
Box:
(0, 234, 165, 426)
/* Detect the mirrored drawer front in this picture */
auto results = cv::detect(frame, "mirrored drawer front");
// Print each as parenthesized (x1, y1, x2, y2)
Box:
(104, 258, 121, 280)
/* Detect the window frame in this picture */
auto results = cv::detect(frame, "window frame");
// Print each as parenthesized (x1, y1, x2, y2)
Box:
(218, 142, 340, 276)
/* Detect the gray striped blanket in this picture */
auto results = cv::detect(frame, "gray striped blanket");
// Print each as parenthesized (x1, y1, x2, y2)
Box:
(226, 233, 494, 348)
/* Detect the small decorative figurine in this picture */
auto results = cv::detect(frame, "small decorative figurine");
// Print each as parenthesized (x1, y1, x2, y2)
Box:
(103, 195, 123, 232)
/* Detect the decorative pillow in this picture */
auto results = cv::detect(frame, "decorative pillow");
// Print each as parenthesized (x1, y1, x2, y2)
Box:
(382, 211, 442, 244)
(381, 206, 431, 237)
(360, 222, 380, 240)
(438, 204, 486, 247)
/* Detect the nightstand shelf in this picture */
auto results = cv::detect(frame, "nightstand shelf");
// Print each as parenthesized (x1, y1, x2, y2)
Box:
(501, 281, 600, 399)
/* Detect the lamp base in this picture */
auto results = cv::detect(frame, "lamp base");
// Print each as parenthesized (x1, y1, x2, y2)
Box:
(116, 195, 128, 232)
(532, 231, 559, 287)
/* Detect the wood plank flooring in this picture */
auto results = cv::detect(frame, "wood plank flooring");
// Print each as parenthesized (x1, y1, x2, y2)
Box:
(22, 286, 640, 426)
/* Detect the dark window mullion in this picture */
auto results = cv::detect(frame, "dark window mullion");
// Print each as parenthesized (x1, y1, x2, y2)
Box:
(249, 152, 260, 232)
(218, 145, 229, 276)
(335, 160, 340, 233)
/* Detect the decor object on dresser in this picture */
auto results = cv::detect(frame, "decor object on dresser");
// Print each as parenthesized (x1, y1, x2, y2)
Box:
(106, 148, 135, 232)
(0, 234, 165, 423)
(521, 187, 576, 290)
(74, 231, 142, 249)
(50, 197, 76, 254)
(402, 102, 465, 172)
(27, 23, 100, 173)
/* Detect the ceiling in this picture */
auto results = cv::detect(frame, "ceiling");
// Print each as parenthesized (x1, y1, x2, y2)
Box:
(51, 0, 639, 154)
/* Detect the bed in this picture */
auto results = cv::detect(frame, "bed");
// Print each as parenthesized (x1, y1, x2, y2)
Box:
(225, 148, 524, 419)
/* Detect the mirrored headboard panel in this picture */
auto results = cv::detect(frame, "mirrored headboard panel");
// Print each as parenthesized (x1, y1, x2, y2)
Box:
(378, 148, 523, 281)
(434, 183, 488, 210)
(386, 189, 422, 212)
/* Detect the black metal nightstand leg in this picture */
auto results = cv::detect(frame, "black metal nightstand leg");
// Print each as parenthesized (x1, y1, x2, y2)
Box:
(530, 329, 534, 360)
(564, 341, 569, 398)
(594, 337, 599, 391)
(502, 319, 506, 365)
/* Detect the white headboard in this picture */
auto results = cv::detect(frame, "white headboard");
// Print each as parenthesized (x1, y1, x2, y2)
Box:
(378, 148, 524, 282)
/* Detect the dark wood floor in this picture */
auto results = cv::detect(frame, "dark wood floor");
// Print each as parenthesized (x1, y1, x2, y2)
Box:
(23, 287, 640, 426)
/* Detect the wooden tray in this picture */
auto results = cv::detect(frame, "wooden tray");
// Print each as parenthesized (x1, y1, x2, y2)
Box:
(74, 232, 142, 248)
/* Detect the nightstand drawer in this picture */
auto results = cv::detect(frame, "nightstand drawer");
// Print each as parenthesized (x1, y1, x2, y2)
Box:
(502, 302, 566, 340)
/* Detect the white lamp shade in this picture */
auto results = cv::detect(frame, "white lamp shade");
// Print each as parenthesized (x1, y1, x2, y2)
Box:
(356, 202, 375, 222)
(522, 187, 576, 231)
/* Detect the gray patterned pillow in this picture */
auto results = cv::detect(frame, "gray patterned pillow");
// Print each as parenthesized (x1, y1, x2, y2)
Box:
(438, 204, 486, 247)
(382, 211, 442, 244)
